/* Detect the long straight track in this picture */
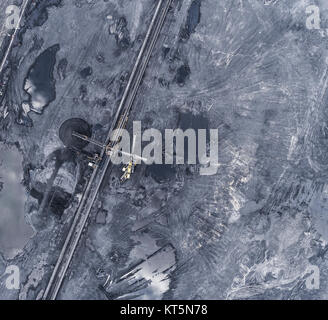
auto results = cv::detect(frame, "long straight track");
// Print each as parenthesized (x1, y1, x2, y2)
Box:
(42, 0, 173, 300)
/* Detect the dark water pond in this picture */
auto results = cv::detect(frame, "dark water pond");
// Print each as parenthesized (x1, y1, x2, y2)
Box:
(24, 44, 59, 114)
(146, 164, 176, 183)
(186, 0, 202, 35)
(180, 0, 202, 41)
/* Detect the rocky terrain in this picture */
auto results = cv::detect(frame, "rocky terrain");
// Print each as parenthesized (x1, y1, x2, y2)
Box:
(1, 0, 328, 300)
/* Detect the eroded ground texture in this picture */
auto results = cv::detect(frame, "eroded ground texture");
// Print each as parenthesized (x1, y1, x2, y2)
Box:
(1, 0, 328, 300)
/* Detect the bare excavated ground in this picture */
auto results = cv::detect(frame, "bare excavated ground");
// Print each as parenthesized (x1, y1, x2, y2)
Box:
(1, 0, 328, 300)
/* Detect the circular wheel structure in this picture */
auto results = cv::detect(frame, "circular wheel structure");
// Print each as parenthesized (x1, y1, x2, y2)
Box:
(59, 118, 92, 150)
